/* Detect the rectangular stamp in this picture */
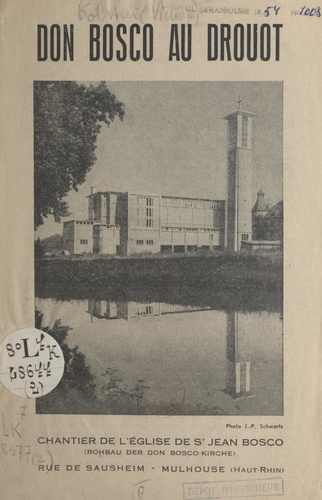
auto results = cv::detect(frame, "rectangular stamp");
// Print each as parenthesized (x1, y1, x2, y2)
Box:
(183, 477, 284, 499)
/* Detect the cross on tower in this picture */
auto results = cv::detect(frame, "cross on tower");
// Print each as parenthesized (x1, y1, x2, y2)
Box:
(237, 96, 242, 110)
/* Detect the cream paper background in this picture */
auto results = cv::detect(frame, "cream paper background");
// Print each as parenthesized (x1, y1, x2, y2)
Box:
(0, 0, 321, 498)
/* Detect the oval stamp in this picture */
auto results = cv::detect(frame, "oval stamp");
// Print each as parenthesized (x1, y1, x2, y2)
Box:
(0, 327, 64, 398)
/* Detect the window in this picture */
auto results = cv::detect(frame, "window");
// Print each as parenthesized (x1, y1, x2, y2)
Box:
(146, 240, 154, 245)
(228, 117, 237, 149)
(242, 116, 248, 148)
(135, 304, 154, 317)
(136, 196, 154, 228)
(146, 197, 154, 227)
(80, 239, 88, 244)
(136, 240, 144, 245)
(241, 234, 249, 241)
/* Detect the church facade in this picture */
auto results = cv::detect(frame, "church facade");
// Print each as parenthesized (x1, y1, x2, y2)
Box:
(63, 190, 226, 255)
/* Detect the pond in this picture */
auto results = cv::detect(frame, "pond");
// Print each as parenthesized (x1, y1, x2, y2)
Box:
(35, 297, 283, 416)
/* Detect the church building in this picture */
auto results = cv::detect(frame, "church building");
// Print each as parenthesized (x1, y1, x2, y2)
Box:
(63, 101, 281, 256)
(63, 189, 225, 255)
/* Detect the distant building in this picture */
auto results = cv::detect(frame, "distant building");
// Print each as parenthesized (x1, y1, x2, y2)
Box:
(252, 193, 283, 244)
(252, 188, 269, 219)
(264, 201, 283, 242)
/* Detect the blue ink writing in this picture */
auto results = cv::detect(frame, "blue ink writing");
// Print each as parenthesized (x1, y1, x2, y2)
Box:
(264, 6, 281, 17)
(299, 6, 321, 16)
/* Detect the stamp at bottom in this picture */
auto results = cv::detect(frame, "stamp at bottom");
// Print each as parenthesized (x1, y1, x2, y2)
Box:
(183, 477, 284, 499)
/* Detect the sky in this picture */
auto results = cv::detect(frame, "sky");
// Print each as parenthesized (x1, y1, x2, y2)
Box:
(35, 81, 283, 239)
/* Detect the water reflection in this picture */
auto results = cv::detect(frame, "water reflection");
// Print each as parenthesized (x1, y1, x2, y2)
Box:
(36, 298, 283, 416)
(86, 299, 211, 321)
(225, 313, 253, 400)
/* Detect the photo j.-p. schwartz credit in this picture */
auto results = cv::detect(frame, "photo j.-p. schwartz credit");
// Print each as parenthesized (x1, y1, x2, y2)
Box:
(1, 1, 321, 499)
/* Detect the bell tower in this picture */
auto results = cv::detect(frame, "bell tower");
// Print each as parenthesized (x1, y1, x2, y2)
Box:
(224, 312, 253, 400)
(224, 98, 256, 251)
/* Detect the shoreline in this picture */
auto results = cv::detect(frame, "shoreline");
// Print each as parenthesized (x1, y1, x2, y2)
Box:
(35, 252, 283, 312)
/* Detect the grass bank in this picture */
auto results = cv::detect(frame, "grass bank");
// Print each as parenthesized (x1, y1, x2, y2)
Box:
(35, 251, 282, 312)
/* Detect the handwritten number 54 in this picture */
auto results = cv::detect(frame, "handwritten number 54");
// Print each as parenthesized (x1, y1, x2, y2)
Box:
(264, 6, 281, 17)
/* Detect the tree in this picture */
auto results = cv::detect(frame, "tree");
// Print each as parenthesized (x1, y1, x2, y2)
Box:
(252, 216, 268, 241)
(34, 237, 45, 259)
(34, 81, 124, 228)
(35, 309, 96, 402)
(41, 233, 64, 252)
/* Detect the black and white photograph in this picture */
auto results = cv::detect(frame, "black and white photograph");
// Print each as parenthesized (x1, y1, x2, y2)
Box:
(34, 81, 283, 416)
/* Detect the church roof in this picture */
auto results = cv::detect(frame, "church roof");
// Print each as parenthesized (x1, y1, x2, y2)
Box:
(265, 200, 283, 219)
(253, 189, 268, 213)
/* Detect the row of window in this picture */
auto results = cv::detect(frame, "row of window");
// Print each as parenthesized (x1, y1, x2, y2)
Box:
(135, 305, 154, 316)
(80, 239, 89, 244)
(135, 240, 154, 246)
(137, 207, 154, 217)
(137, 196, 154, 206)
(76, 221, 93, 225)
(162, 227, 221, 232)
(136, 202, 154, 227)
(162, 198, 224, 210)
(136, 217, 154, 228)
